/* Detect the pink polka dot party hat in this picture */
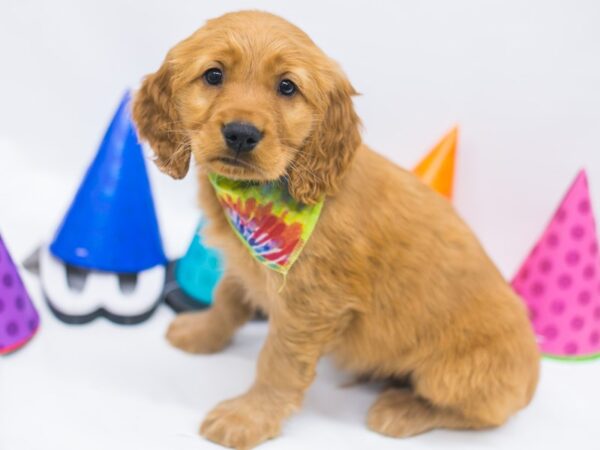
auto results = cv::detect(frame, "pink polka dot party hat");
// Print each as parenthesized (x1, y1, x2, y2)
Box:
(512, 170, 600, 360)
(0, 234, 40, 355)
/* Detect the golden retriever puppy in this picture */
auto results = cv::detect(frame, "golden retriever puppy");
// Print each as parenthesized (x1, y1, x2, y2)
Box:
(133, 10, 539, 449)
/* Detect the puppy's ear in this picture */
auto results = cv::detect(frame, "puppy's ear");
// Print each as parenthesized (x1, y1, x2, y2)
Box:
(288, 70, 361, 204)
(132, 61, 191, 179)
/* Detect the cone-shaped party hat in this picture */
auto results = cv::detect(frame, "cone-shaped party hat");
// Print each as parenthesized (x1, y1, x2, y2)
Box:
(413, 127, 458, 199)
(50, 92, 166, 273)
(0, 234, 40, 355)
(175, 220, 224, 305)
(512, 170, 600, 360)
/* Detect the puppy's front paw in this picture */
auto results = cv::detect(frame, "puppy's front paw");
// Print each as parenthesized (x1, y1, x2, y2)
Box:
(201, 394, 282, 450)
(166, 311, 231, 354)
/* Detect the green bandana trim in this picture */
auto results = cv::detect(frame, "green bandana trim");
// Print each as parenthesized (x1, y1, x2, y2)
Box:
(208, 174, 325, 274)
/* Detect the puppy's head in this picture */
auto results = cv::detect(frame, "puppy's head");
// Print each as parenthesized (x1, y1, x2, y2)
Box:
(133, 11, 360, 203)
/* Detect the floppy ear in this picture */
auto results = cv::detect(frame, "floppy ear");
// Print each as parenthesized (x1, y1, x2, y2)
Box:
(288, 71, 361, 204)
(132, 61, 191, 179)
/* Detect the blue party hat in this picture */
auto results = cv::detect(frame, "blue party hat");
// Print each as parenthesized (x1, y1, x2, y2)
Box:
(175, 220, 224, 305)
(50, 91, 167, 273)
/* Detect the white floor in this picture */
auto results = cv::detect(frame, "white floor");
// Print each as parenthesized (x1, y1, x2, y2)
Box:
(2, 303, 600, 450)
(1, 142, 600, 450)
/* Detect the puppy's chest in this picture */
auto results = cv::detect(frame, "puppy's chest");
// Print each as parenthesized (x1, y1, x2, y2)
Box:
(205, 212, 278, 311)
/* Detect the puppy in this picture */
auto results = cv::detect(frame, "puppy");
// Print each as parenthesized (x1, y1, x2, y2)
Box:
(133, 10, 539, 449)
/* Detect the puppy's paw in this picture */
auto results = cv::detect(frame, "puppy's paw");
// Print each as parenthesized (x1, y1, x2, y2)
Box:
(367, 389, 438, 438)
(201, 394, 282, 450)
(166, 311, 231, 354)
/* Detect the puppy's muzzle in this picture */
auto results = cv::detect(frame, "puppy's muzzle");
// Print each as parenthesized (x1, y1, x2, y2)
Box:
(222, 122, 263, 153)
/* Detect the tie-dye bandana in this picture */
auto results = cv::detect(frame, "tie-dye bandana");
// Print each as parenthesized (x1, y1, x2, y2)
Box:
(208, 174, 324, 274)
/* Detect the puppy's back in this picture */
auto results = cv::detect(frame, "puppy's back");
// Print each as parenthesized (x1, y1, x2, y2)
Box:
(320, 145, 539, 408)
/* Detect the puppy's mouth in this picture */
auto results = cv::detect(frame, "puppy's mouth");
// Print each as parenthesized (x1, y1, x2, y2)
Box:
(209, 155, 266, 179)
(215, 156, 246, 167)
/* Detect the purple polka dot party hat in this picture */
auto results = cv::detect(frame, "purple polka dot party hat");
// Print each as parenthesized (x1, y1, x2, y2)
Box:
(512, 170, 600, 360)
(0, 234, 40, 355)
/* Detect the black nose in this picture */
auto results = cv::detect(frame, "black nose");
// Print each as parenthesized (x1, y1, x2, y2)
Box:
(222, 122, 262, 153)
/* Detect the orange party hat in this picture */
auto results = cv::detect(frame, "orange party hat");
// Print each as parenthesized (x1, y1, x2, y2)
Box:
(413, 127, 458, 199)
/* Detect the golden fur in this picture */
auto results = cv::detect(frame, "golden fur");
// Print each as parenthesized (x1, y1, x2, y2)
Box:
(133, 11, 539, 450)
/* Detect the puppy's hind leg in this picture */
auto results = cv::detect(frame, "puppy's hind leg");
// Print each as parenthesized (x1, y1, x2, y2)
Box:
(367, 388, 491, 438)
(367, 339, 537, 438)
(166, 273, 253, 354)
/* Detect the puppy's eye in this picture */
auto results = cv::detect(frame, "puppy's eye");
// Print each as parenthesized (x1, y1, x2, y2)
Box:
(204, 68, 223, 86)
(278, 79, 297, 96)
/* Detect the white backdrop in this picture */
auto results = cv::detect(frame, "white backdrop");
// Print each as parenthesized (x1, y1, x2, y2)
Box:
(1, 0, 600, 273)
(1, 1, 600, 450)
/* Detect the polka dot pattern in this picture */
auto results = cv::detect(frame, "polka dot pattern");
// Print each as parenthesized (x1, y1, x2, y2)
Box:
(512, 171, 600, 358)
(0, 235, 39, 355)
